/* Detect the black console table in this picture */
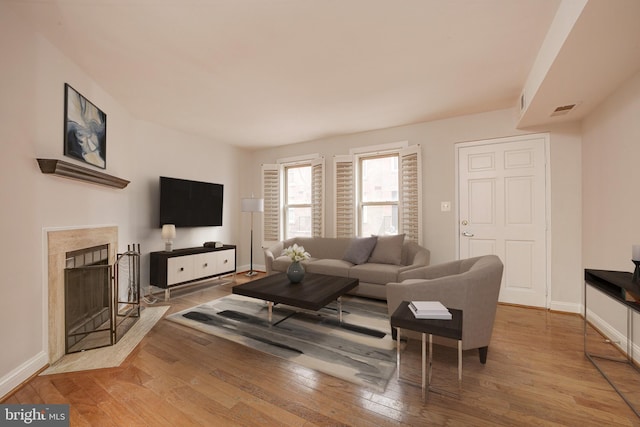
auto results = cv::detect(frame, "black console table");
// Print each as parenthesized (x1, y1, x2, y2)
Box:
(584, 269, 640, 417)
(150, 245, 236, 300)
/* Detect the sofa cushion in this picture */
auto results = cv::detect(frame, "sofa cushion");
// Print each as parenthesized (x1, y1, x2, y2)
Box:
(368, 234, 405, 265)
(305, 259, 352, 277)
(349, 263, 403, 284)
(342, 236, 377, 265)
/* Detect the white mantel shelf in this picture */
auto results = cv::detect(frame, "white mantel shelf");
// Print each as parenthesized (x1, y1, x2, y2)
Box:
(37, 158, 129, 189)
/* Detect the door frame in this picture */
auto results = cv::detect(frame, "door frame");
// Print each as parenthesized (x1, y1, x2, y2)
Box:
(454, 133, 551, 308)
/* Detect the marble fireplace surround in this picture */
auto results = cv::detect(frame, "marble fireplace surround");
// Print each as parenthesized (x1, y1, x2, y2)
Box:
(46, 226, 117, 364)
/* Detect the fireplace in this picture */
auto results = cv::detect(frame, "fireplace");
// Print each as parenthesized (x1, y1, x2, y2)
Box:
(46, 226, 142, 363)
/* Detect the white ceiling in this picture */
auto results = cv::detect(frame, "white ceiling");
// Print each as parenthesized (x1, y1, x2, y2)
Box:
(8, 0, 640, 149)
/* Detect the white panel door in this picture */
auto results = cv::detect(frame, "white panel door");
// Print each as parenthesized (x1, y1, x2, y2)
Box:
(457, 135, 548, 307)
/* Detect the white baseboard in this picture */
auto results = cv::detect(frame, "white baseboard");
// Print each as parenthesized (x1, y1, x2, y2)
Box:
(586, 308, 640, 364)
(0, 351, 48, 399)
(549, 300, 582, 314)
(548, 302, 639, 361)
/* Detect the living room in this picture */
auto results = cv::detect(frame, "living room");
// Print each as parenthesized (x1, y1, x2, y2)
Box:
(2, 0, 640, 423)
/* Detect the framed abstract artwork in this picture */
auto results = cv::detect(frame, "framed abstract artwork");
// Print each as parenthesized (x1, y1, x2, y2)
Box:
(63, 83, 107, 169)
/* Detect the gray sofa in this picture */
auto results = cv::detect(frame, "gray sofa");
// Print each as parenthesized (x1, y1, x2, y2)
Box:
(263, 235, 430, 300)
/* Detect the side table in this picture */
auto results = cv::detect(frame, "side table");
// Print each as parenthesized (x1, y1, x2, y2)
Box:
(390, 301, 463, 399)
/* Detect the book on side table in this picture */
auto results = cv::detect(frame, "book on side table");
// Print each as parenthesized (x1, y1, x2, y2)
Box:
(409, 301, 452, 320)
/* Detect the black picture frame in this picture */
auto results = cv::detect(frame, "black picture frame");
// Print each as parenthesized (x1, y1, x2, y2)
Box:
(63, 83, 107, 169)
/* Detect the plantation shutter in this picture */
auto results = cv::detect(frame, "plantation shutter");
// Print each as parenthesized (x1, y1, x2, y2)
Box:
(311, 157, 325, 237)
(399, 145, 422, 244)
(261, 163, 281, 247)
(334, 155, 355, 238)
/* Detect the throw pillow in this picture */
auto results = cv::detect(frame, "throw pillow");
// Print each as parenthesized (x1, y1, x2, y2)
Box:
(368, 234, 405, 265)
(342, 236, 378, 265)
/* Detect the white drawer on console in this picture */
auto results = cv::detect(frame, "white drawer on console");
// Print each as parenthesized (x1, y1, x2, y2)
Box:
(193, 252, 218, 278)
(215, 249, 235, 274)
(166, 256, 195, 285)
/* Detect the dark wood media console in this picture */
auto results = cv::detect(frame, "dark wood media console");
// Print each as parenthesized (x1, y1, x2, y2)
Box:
(150, 245, 236, 300)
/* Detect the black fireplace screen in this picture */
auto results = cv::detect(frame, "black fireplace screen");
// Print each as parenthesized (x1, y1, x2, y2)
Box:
(64, 244, 141, 353)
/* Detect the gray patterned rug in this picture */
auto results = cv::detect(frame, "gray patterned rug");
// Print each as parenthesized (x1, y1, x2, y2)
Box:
(166, 294, 397, 392)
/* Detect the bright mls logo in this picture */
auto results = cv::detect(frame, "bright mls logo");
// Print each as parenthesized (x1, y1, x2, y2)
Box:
(1, 404, 69, 426)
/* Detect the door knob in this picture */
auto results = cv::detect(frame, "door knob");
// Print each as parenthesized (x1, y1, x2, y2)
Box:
(462, 231, 474, 237)
(461, 220, 468, 226)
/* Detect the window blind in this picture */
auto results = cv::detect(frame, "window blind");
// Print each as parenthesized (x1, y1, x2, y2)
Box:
(311, 157, 325, 237)
(334, 155, 354, 238)
(261, 164, 280, 246)
(400, 145, 421, 244)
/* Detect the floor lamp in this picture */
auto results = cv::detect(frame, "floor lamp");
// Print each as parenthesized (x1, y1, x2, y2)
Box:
(241, 197, 264, 276)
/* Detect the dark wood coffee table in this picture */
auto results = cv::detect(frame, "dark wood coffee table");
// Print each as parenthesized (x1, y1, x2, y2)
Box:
(232, 272, 359, 324)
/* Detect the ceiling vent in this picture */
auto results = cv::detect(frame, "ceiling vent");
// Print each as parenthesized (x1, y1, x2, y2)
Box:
(550, 103, 578, 117)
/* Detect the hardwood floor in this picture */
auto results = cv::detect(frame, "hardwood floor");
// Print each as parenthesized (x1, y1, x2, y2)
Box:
(4, 273, 640, 426)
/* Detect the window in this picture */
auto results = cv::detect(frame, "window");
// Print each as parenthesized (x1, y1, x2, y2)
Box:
(359, 154, 398, 236)
(262, 156, 324, 246)
(285, 165, 312, 238)
(334, 144, 421, 243)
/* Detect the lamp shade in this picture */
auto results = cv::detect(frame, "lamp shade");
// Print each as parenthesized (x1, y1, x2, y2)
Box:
(241, 198, 264, 213)
(161, 224, 176, 240)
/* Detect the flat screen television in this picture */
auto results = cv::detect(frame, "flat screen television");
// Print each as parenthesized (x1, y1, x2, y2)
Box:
(159, 176, 223, 227)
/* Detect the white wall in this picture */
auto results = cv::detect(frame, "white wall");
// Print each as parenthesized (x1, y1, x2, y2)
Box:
(251, 109, 584, 311)
(0, 4, 249, 397)
(0, 2, 48, 395)
(583, 71, 640, 270)
(582, 71, 640, 348)
(128, 120, 246, 286)
(547, 123, 583, 312)
(251, 109, 525, 263)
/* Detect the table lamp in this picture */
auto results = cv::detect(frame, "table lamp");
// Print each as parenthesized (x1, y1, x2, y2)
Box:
(161, 224, 176, 252)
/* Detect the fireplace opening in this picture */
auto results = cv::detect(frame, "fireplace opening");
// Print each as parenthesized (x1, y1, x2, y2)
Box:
(64, 243, 141, 354)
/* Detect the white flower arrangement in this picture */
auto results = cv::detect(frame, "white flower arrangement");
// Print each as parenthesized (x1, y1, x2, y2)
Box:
(282, 244, 311, 262)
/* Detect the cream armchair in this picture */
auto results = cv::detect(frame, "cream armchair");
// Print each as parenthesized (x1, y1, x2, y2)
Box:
(386, 255, 504, 364)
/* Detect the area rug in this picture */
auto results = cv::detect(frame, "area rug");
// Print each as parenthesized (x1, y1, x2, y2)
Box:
(42, 306, 169, 375)
(167, 294, 397, 392)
